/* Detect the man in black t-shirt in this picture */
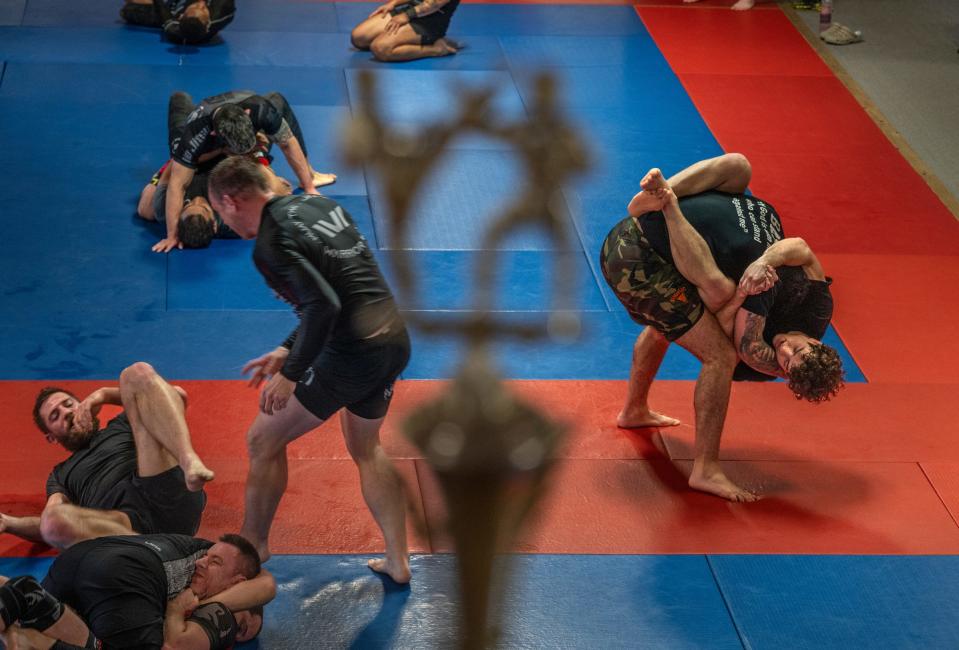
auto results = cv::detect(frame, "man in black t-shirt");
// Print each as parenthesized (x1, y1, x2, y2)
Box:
(153, 89, 336, 253)
(0, 363, 213, 550)
(208, 156, 412, 584)
(601, 153, 842, 502)
(120, 0, 236, 44)
(630, 159, 843, 396)
(351, 0, 461, 62)
(0, 533, 272, 649)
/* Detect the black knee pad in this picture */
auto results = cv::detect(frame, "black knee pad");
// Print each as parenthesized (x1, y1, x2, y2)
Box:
(0, 578, 24, 627)
(0, 576, 64, 631)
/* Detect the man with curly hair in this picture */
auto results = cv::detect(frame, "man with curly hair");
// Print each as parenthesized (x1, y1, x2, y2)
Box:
(601, 153, 843, 502)
(628, 155, 844, 402)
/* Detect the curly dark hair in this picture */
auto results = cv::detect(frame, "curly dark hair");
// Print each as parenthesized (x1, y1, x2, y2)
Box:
(212, 104, 256, 155)
(786, 342, 845, 403)
(177, 211, 216, 248)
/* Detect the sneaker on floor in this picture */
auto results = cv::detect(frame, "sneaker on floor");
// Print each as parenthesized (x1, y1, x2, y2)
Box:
(821, 23, 863, 45)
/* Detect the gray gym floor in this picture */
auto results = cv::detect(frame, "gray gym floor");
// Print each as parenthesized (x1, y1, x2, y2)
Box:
(792, 0, 959, 213)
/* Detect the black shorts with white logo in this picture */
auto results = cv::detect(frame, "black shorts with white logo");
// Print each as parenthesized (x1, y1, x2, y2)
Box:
(294, 326, 411, 421)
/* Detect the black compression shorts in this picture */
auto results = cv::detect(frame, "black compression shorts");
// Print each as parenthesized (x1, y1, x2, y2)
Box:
(111, 466, 206, 536)
(42, 540, 167, 649)
(294, 326, 411, 421)
(401, 0, 460, 45)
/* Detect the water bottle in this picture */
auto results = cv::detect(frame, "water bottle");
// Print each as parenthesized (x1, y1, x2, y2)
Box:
(819, 0, 833, 32)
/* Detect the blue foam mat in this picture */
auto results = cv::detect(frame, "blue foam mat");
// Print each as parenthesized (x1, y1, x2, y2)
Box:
(710, 555, 959, 649)
(227, 1, 340, 34)
(168, 246, 607, 313)
(500, 33, 669, 70)
(20, 0, 120, 27)
(344, 68, 526, 148)
(0, 554, 742, 649)
(0, 62, 349, 106)
(0, 27, 179, 65)
(346, 36, 510, 72)
(0, 1, 23, 26)
(367, 148, 582, 251)
(178, 31, 355, 68)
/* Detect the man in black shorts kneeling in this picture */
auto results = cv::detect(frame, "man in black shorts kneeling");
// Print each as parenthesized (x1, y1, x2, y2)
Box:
(208, 157, 413, 583)
(0, 363, 214, 549)
(0, 532, 273, 649)
(351, 0, 461, 61)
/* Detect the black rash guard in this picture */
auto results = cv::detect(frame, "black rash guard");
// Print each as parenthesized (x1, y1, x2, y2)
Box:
(46, 414, 137, 506)
(172, 91, 289, 169)
(253, 195, 400, 381)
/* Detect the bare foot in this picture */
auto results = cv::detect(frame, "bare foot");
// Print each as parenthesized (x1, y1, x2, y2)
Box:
(368, 557, 411, 584)
(617, 409, 680, 429)
(731, 0, 755, 9)
(436, 38, 460, 56)
(628, 168, 672, 216)
(184, 458, 215, 492)
(311, 170, 337, 187)
(640, 168, 668, 193)
(688, 466, 759, 503)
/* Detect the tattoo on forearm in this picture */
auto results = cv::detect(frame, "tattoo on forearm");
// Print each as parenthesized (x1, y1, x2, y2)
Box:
(739, 313, 781, 376)
(417, 0, 445, 14)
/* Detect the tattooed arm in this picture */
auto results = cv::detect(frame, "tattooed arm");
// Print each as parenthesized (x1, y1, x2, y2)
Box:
(408, 0, 454, 18)
(733, 310, 786, 378)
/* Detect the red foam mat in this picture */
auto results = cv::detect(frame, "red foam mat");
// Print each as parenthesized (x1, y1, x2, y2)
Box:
(633, 0, 778, 8)
(636, 6, 831, 76)
(0, 380, 668, 464)
(196, 458, 431, 555)
(4, 379, 959, 554)
(417, 458, 959, 554)
(660, 382, 959, 462)
(678, 74, 901, 157)
(920, 463, 959, 529)
(822, 254, 959, 384)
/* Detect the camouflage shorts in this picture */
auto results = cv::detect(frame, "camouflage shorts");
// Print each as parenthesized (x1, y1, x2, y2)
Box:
(600, 217, 704, 342)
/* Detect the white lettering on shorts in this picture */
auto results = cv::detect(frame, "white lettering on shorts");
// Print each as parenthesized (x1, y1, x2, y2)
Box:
(302, 367, 315, 386)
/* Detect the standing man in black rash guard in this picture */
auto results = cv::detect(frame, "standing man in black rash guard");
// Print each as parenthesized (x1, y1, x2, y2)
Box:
(351, 0, 461, 61)
(0, 533, 274, 649)
(120, 0, 236, 44)
(154, 90, 337, 253)
(600, 153, 843, 502)
(207, 157, 413, 583)
(0, 363, 213, 549)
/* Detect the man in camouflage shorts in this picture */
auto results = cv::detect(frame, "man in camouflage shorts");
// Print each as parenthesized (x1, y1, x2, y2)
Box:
(600, 154, 765, 503)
